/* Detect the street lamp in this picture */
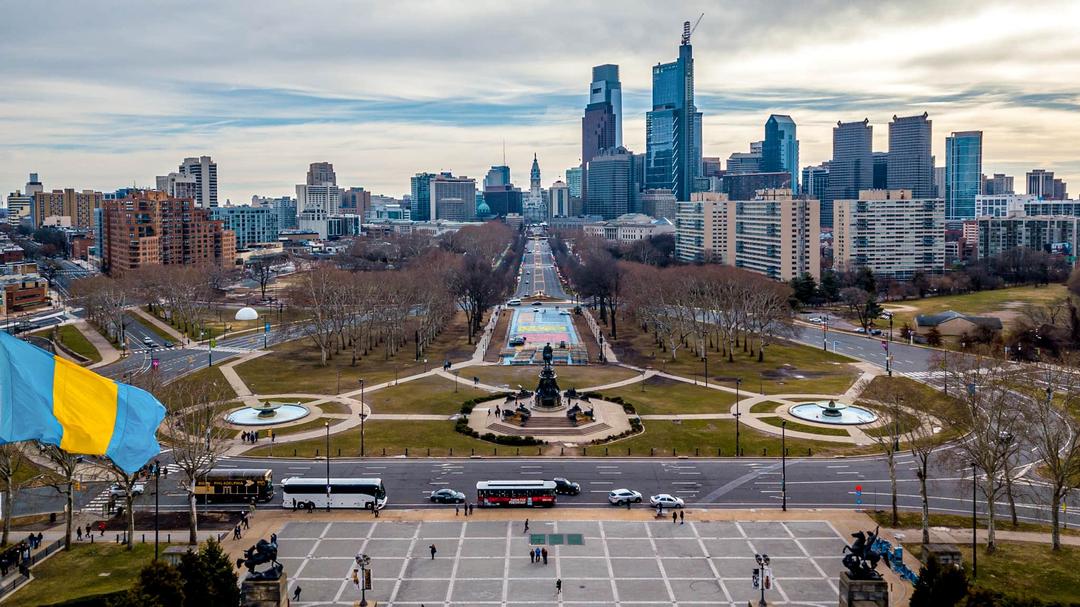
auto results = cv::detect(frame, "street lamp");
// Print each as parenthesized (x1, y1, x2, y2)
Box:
(781, 420, 787, 512)
(359, 378, 366, 458)
(703, 350, 708, 387)
(153, 460, 161, 560)
(325, 421, 331, 511)
(885, 312, 893, 377)
(454, 369, 460, 392)
(754, 553, 771, 607)
(894, 397, 903, 452)
(822, 315, 828, 351)
(971, 461, 978, 579)
(735, 377, 742, 457)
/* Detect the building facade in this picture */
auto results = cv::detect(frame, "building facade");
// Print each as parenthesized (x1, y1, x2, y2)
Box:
(583, 214, 673, 241)
(548, 181, 570, 218)
(210, 206, 280, 250)
(824, 119, 873, 228)
(983, 173, 1015, 195)
(484, 165, 511, 189)
(722, 172, 791, 202)
(887, 113, 934, 198)
(763, 115, 799, 192)
(565, 167, 582, 200)
(1027, 169, 1068, 200)
(581, 64, 621, 206)
(585, 147, 634, 219)
(640, 188, 676, 221)
(430, 173, 477, 221)
(409, 172, 436, 222)
(833, 189, 945, 280)
(801, 164, 829, 202)
(340, 187, 371, 218)
(675, 193, 729, 263)
(945, 131, 983, 219)
(0, 273, 48, 315)
(155, 172, 198, 200)
(974, 194, 1039, 217)
(976, 216, 1080, 260)
(645, 30, 699, 202)
(32, 188, 102, 228)
(178, 156, 218, 208)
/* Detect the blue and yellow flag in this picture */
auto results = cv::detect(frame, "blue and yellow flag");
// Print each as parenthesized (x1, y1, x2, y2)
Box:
(0, 332, 166, 473)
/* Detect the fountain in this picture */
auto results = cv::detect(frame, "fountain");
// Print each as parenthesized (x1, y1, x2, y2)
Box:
(533, 343, 563, 409)
(225, 401, 310, 426)
(789, 399, 878, 425)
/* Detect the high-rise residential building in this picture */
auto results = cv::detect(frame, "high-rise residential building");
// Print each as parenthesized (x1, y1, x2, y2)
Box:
(833, 189, 945, 280)
(586, 147, 634, 220)
(872, 152, 889, 189)
(934, 167, 947, 198)
(976, 215, 1080, 260)
(296, 183, 341, 215)
(1027, 169, 1068, 200)
(32, 188, 102, 228)
(640, 189, 677, 221)
(102, 190, 234, 275)
(589, 64, 622, 148)
(887, 113, 934, 198)
(675, 193, 729, 263)
(581, 64, 622, 206)
(340, 187, 372, 218)
(975, 194, 1039, 218)
(549, 181, 570, 218)
(802, 164, 829, 202)
(645, 24, 699, 202)
(484, 165, 510, 189)
(5, 176, 37, 225)
(565, 167, 582, 200)
(763, 115, 799, 191)
(306, 162, 337, 186)
(983, 173, 1015, 195)
(210, 206, 280, 250)
(824, 119, 873, 228)
(178, 156, 218, 208)
(945, 131, 983, 219)
(409, 172, 436, 221)
(252, 195, 298, 230)
(156, 172, 198, 200)
(430, 173, 477, 221)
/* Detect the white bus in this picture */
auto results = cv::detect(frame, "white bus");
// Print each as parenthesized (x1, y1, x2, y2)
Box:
(281, 477, 387, 511)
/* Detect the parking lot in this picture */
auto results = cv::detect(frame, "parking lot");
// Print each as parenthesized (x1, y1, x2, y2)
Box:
(276, 518, 847, 606)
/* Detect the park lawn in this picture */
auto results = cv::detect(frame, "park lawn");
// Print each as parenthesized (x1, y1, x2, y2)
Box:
(160, 366, 231, 410)
(871, 511, 1080, 537)
(244, 420, 498, 458)
(235, 313, 475, 395)
(618, 419, 845, 458)
(469, 364, 638, 391)
(858, 375, 964, 420)
(265, 416, 349, 438)
(6, 543, 169, 607)
(757, 415, 852, 437)
(316, 401, 352, 415)
(367, 376, 488, 415)
(884, 283, 1067, 331)
(54, 324, 101, 363)
(146, 304, 308, 341)
(956, 541, 1080, 605)
(749, 401, 784, 414)
(599, 377, 737, 414)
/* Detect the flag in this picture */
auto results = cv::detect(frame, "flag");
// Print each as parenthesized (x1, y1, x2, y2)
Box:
(0, 332, 166, 473)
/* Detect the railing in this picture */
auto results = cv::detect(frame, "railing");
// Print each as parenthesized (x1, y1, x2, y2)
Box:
(871, 536, 919, 585)
(0, 538, 65, 600)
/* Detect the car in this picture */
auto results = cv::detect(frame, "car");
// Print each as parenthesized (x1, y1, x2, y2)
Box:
(163, 340, 174, 349)
(806, 317, 824, 324)
(608, 489, 643, 505)
(853, 327, 867, 334)
(109, 482, 145, 498)
(649, 493, 685, 509)
(142, 336, 154, 347)
(870, 329, 883, 336)
(531, 301, 542, 306)
(553, 478, 581, 495)
(507, 298, 522, 306)
(429, 488, 465, 504)
(509, 336, 526, 346)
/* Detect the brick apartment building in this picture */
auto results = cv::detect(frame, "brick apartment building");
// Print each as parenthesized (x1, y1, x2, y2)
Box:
(101, 190, 236, 275)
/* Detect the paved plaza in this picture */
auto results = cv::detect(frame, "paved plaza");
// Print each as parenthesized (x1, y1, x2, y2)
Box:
(277, 518, 848, 606)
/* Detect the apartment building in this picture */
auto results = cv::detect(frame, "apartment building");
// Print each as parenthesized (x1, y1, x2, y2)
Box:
(833, 189, 945, 280)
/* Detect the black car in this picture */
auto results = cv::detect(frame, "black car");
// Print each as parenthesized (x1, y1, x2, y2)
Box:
(429, 488, 466, 503)
(553, 478, 580, 495)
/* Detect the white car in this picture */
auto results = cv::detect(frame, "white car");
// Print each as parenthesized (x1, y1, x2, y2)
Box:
(507, 298, 522, 306)
(608, 489, 643, 505)
(806, 317, 824, 324)
(109, 482, 146, 498)
(650, 493, 685, 508)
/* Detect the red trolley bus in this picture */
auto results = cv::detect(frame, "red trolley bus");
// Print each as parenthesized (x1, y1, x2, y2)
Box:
(476, 480, 557, 507)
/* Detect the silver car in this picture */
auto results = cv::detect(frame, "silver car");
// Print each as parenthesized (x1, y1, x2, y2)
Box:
(650, 493, 685, 509)
(608, 489, 643, 505)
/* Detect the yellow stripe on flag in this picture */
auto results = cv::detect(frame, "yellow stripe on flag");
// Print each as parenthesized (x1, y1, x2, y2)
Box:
(52, 356, 118, 455)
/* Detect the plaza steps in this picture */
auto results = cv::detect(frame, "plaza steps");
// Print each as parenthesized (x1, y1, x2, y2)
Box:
(489, 421, 611, 437)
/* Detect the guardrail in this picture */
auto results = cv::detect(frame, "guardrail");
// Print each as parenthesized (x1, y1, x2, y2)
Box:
(0, 538, 65, 600)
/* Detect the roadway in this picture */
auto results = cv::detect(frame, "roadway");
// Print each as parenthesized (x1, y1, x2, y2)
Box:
(514, 238, 569, 301)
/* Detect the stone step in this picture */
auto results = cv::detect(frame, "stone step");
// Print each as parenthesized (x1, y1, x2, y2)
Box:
(488, 422, 612, 437)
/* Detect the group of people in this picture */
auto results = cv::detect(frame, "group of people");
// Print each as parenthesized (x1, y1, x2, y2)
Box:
(75, 521, 107, 542)
(241, 430, 271, 444)
(232, 511, 252, 540)
(655, 507, 687, 525)
(454, 502, 476, 516)
(528, 545, 550, 564)
(0, 540, 34, 578)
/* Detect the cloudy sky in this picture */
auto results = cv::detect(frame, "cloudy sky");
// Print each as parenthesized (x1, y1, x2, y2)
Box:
(2, 0, 1079, 202)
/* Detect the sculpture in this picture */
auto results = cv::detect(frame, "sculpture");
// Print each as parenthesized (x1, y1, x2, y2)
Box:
(237, 537, 284, 581)
(841, 527, 883, 580)
(534, 343, 562, 408)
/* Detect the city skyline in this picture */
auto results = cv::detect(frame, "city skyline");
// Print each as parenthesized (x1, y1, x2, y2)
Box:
(2, 0, 1080, 202)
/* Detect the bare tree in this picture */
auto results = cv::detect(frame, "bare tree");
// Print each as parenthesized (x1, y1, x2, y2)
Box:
(247, 255, 277, 300)
(92, 458, 141, 550)
(0, 445, 38, 547)
(906, 407, 943, 545)
(870, 395, 906, 527)
(39, 445, 80, 550)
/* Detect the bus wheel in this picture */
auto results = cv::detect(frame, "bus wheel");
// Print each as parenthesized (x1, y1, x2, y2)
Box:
(366, 502, 374, 511)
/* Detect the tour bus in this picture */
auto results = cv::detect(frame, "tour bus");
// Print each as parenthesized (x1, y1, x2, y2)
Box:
(476, 480, 557, 508)
(281, 477, 387, 511)
(193, 468, 274, 505)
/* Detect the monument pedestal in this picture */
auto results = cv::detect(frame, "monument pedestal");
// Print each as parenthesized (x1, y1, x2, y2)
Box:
(241, 573, 288, 607)
(838, 572, 888, 607)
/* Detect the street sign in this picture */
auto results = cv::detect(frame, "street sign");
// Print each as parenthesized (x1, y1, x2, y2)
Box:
(209, 338, 217, 348)
(763, 566, 773, 589)
(264, 322, 271, 333)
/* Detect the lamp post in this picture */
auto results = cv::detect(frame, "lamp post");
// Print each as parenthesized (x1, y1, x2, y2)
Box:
(754, 553, 771, 607)
(359, 378, 366, 458)
(325, 421, 331, 511)
(454, 369, 460, 393)
(153, 461, 161, 560)
(703, 350, 708, 387)
(822, 315, 828, 351)
(885, 312, 893, 377)
(894, 397, 903, 452)
(735, 377, 742, 457)
(781, 420, 787, 512)
(971, 461, 978, 579)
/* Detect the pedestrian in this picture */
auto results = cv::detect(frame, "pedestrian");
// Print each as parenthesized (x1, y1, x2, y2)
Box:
(673, 511, 678, 524)
(656, 504, 662, 518)
(534, 547, 541, 564)
(36, 533, 42, 547)
(469, 503, 474, 516)
(523, 518, 529, 533)
(455, 505, 459, 516)
(541, 547, 548, 565)
(373, 505, 379, 518)
(679, 510, 685, 525)
(429, 544, 437, 560)
(76, 526, 83, 541)
(625, 498, 631, 510)
(292, 585, 301, 601)
(234, 524, 242, 540)
(242, 512, 250, 529)
(98, 521, 106, 536)
(85, 523, 92, 538)
(555, 578, 562, 594)
(529, 548, 535, 563)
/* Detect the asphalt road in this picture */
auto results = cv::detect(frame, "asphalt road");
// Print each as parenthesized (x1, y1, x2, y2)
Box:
(514, 239, 569, 301)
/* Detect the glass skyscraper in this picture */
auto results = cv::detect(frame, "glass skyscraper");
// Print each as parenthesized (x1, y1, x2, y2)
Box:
(945, 131, 983, 219)
(763, 115, 799, 192)
(581, 64, 622, 206)
(645, 35, 699, 202)
(410, 172, 435, 221)
(824, 119, 873, 228)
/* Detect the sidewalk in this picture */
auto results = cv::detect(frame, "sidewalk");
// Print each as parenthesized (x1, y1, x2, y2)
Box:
(71, 320, 121, 368)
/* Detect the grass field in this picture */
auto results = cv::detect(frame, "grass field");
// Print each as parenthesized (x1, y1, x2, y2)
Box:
(235, 313, 475, 395)
(619, 418, 843, 457)
(599, 377, 737, 414)
(883, 283, 1067, 331)
(469, 364, 638, 391)
(957, 541, 1080, 604)
(265, 416, 349, 438)
(159, 366, 231, 410)
(858, 375, 963, 421)
(54, 324, 101, 363)
(6, 543, 167, 607)
(749, 401, 784, 414)
(870, 511, 1080, 537)
(245, 420, 497, 458)
(757, 415, 852, 437)
(368, 376, 489, 415)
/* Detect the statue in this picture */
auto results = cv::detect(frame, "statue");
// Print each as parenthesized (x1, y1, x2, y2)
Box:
(237, 537, 284, 581)
(534, 343, 562, 408)
(842, 527, 883, 580)
(542, 343, 554, 364)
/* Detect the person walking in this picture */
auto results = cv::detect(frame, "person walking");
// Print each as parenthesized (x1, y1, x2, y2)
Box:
(541, 547, 548, 565)
(679, 510, 685, 525)
(673, 511, 678, 525)
(292, 585, 301, 601)
(77, 526, 83, 541)
(555, 579, 562, 594)
(523, 518, 529, 533)
(529, 547, 535, 563)
(455, 504, 460, 516)
(429, 544, 437, 560)
(233, 524, 242, 540)
(625, 498, 631, 510)
(98, 521, 106, 536)
(534, 547, 541, 564)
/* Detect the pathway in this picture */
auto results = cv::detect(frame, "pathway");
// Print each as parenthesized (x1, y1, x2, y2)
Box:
(72, 320, 121, 368)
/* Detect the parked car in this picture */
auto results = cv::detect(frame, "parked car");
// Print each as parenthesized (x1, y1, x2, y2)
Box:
(806, 317, 825, 324)
(608, 489, 643, 505)
(110, 482, 145, 498)
(509, 336, 526, 346)
(531, 301, 542, 307)
(429, 488, 466, 504)
(507, 298, 522, 306)
(650, 494, 685, 509)
(853, 327, 867, 334)
(870, 329, 883, 336)
(553, 478, 581, 495)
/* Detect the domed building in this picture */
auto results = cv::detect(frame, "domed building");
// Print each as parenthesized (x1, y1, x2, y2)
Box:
(476, 199, 492, 218)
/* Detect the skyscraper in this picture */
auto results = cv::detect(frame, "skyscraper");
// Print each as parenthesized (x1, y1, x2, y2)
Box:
(581, 65, 622, 207)
(824, 119, 873, 228)
(763, 115, 799, 191)
(872, 152, 889, 190)
(565, 167, 582, 200)
(887, 113, 934, 198)
(430, 173, 477, 221)
(1027, 169, 1068, 200)
(802, 164, 829, 202)
(983, 173, 1015, 195)
(484, 165, 510, 189)
(645, 22, 700, 202)
(178, 156, 218, 208)
(530, 154, 541, 197)
(589, 64, 622, 148)
(306, 162, 337, 186)
(945, 131, 983, 219)
(410, 172, 436, 221)
(549, 181, 570, 218)
(586, 147, 634, 219)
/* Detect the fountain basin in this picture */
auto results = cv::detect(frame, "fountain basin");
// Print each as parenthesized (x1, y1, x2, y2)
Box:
(788, 400, 878, 425)
(225, 402, 310, 426)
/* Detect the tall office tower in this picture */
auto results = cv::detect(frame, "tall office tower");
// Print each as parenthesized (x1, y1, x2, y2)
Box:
(482, 185, 523, 217)
(156, 172, 198, 200)
(763, 115, 799, 191)
(410, 172, 436, 221)
(640, 189, 677, 220)
(945, 131, 983, 219)
(565, 167, 582, 199)
(872, 153, 889, 189)
(1027, 169, 1068, 200)
(589, 64, 622, 148)
(824, 119, 873, 228)
(484, 165, 510, 189)
(430, 173, 477, 221)
(645, 23, 700, 202)
(726, 150, 763, 174)
(306, 162, 337, 186)
(934, 167, 946, 198)
(983, 173, 1015, 195)
(887, 113, 934, 198)
(25, 173, 43, 197)
(549, 181, 570, 218)
(586, 147, 634, 219)
(802, 164, 829, 202)
(341, 187, 372, 218)
(530, 154, 541, 198)
(701, 157, 723, 179)
(582, 68, 620, 206)
(178, 156, 219, 208)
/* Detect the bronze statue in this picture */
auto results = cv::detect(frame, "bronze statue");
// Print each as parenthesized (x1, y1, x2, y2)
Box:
(237, 537, 284, 581)
(841, 527, 883, 580)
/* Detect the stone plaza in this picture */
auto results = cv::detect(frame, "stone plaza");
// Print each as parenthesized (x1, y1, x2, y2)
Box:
(276, 518, 850, 606)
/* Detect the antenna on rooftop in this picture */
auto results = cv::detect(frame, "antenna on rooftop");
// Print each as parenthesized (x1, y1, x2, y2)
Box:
(682, 13, 704, 45)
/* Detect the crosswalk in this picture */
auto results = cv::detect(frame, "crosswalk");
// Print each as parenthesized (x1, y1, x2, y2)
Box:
(82, 486, 112, 514)
(899, 370, 946, 381)
(80, 454, 225, 514)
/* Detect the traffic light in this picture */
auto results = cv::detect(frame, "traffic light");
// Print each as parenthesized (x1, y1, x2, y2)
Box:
(363, 568, 372, 590)
(855, 484, 863, 505)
